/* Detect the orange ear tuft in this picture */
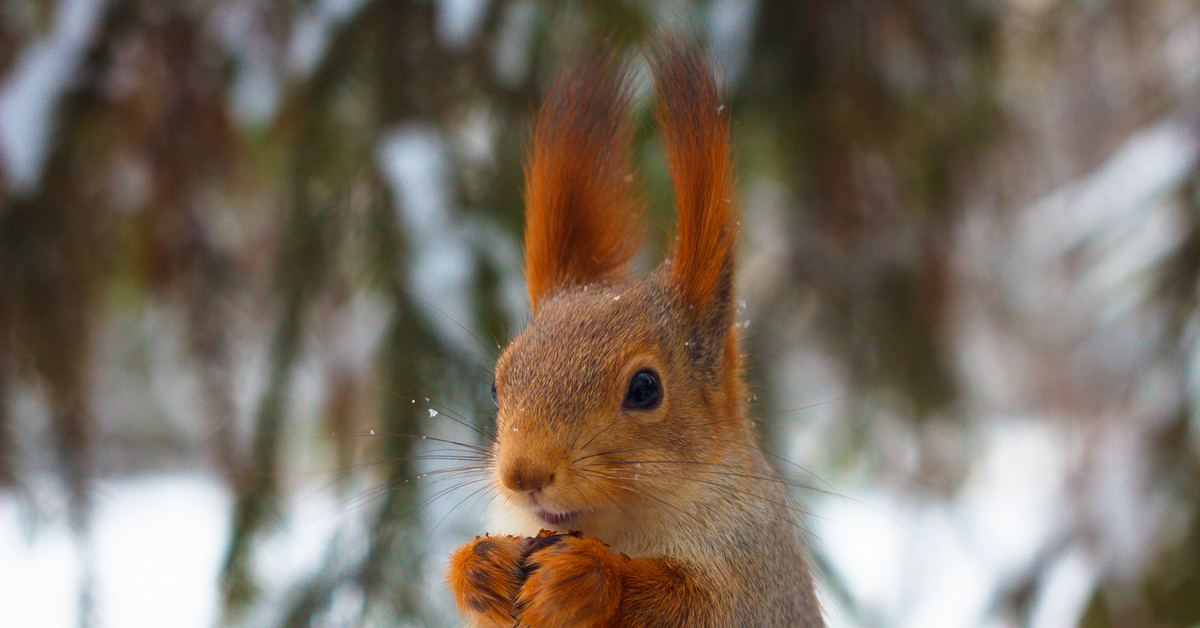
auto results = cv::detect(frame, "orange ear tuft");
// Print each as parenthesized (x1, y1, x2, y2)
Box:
(651, 41, 737, 315)
(523, 51, 642, 311)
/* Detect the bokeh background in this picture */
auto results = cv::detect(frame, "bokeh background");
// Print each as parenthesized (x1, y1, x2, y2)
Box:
(2, 0, 1200, 627)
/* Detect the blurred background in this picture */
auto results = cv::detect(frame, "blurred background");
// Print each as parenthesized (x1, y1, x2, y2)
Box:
(2, 0, 1199, 626)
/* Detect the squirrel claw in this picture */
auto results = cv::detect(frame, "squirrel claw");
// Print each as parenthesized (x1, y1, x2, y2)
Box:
(521, 529, 583, 558)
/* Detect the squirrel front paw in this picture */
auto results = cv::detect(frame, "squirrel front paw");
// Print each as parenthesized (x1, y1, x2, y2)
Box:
(517, 535, 624, 628)
(446, 534, 526, 628)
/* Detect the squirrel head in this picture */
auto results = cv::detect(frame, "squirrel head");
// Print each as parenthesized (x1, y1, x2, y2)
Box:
(491, 42, 748, 545)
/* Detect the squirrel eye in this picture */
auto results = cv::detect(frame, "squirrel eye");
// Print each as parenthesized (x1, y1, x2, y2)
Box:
(622, 369, 661, 410)
(491, 382, 498, 407)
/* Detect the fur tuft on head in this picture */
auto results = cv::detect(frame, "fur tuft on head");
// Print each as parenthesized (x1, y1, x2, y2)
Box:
(650, 40, 738, 321)
(523, 50, 643, 311)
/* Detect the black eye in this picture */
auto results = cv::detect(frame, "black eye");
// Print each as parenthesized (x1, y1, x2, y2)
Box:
(491, 382, 498, 407)
(622, 369, 661, 410)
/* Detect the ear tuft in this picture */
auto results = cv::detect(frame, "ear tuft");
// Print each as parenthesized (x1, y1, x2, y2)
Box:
(650, 40, 738, 321)
(524, 51, 642, 311)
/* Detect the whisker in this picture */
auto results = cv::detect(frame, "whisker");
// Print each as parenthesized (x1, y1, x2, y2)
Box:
(335, 462, 490, 516)
(419, 476, 493, 516)
(683, 431, 842, 497)
(476, 490, 507, 522)
(573, 412, 622, 455)
(573, 444, 663, 465)
(366, 387, 499, 447)
(570, 431, 837, 500)
(338, 482, 395, 514)
(348, 430, 492, 454)
(408, 291, 503, 362)
(574, 471, 638, 523)
(576, 468, 710, 531)
(414, 464, 494, 481)
(598, 468, 820, 538)
(757, 393, 852, 419)
(289, 448, 481, 513)
(464, 480, 502, 520)
(431, 482, 498, 532)
(420, 399, 500, 446)
(603, 459, 832, 494)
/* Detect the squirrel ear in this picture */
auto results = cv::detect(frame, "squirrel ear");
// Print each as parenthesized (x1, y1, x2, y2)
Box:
(651, 41, 738, 329)
(523, 51, 642, 311)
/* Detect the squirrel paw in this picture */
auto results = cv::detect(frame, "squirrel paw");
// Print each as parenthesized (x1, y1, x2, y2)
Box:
(517, 535, 623, 628)
(446, 535, 526, 628)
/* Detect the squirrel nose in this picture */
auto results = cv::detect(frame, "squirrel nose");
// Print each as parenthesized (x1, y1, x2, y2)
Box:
(502, 459, 555, 494)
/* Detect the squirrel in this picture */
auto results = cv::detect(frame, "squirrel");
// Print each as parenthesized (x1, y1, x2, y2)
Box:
(445, 40, 824, 628)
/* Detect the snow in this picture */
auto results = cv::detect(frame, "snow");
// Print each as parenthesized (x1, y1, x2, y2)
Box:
(286, 0, 372, 77)
(435, 0, 490, 51)
(0, 475, 229, 628)
(377, 125, 481, 357)
(0, 0, 107, 194)
(815, 420, 1073, 628)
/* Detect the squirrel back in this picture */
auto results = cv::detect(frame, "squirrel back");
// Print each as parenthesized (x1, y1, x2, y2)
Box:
(447, 41, 823, 628)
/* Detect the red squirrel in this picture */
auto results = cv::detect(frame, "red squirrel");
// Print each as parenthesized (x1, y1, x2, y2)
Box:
(446, 40, 824, 628)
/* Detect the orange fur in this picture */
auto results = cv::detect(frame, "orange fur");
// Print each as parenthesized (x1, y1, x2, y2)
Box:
(651, 41, 738, 314)
(523, 50, 643, 311)
(446, 535, 526, 628)
(450, 532, 712, 628)
(446, 39, 823, 628)
(518, 536, 623, 628)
